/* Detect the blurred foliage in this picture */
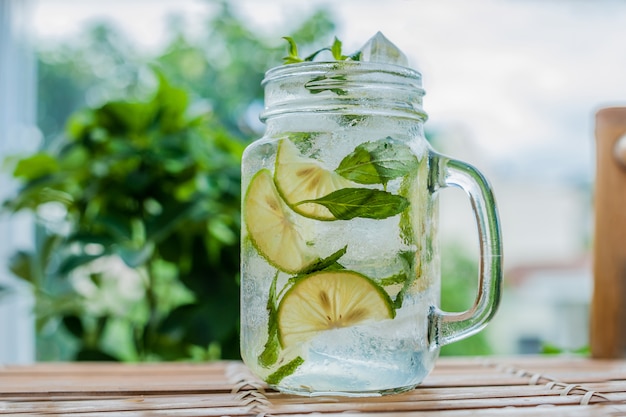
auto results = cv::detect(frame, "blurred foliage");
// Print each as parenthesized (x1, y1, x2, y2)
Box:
(7, 76, 243, 361)
(439, 244, 492, 356)
(4, 1, 337, 361)
(541, 343, 589, 356)
(37, 23, 145, 138)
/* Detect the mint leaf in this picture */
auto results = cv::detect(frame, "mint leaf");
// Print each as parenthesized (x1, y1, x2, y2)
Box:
(266, 356, 304, 385)
(331, 37, 344, 60)
(349, 50, 362, 61)
(336, 146, 379, 184)
(379, 272, 408, 286)
(336, 139, 418, 186)
(297, 188, 409, 220)
(393, 251, 418, 309)
(305, 74, 348, 96)
(258, 324, 280, 368)
(300, 245, 347, 274)
(258, 271, 280, 367)
(284, 132, 315, 153)
(282, 37, 303, 64)
(277, 247, 347, 301)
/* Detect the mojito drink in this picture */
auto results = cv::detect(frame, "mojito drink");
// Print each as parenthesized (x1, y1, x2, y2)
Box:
(241, 115, 439, 394)
(240, 31, 503, 396)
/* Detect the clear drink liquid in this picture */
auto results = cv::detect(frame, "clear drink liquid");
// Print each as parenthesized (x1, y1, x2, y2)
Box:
(273, 291, 439, 395)
(240, 112, 441, 396)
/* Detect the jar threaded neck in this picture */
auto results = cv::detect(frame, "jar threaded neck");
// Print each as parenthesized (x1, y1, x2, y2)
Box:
(260, 61, 427, 123)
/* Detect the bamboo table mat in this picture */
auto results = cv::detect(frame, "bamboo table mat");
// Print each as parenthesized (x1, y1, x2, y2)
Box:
(2, 356, 626, 416)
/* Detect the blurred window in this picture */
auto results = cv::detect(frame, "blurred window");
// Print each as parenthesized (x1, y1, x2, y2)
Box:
(0, 0, 36, 364)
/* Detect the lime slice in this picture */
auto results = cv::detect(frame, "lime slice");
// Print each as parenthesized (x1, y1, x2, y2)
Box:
(277, 270, 395, 347)
(244, 169, 317, 273)
(275, 139, 355, 220)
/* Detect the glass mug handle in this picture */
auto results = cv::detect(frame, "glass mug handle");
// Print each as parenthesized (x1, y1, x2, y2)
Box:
(428, 152, 503, 348)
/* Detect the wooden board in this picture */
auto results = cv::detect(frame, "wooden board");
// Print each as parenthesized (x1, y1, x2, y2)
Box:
(1, 357, 626, 416)
(592, 107, 626, 359)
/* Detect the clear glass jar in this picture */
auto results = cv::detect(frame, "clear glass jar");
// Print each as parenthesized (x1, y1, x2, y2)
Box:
(240, 61, 502, 396)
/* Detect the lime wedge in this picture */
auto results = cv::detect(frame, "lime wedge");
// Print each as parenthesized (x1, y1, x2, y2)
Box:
(244, 169, 318, 273)
(277, 270, 395, 347)
(274, 139, 355, 220)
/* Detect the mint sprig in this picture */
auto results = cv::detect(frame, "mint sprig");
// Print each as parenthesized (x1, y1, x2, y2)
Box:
(282, 36, 361, 65)
(258, 271, 280, 367)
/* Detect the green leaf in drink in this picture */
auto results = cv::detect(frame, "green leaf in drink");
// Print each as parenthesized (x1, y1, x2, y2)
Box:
(336, 138, 418, 187)
(304, 74, 348, 96)
(299, 245, 347, 275)
(297, 188, 409, 220)
(266, 356, 305, 385)
(379, 272, 408, 287)
(258, 271, 280, 368)
(393, 251, 419, 309)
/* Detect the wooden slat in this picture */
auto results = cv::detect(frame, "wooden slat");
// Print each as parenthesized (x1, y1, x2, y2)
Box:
(592, 107, 626, 359)
(1, 357, 625, 416)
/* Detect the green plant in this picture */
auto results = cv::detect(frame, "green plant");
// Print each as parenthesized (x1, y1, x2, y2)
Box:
(5, 2, 338, 362)
(439, 244, 493, 356)
(5, 75, 243, 361)
(541, 343, 589, 355)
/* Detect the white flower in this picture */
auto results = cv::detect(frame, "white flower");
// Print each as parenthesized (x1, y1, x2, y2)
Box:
(70, 255, 146, 316)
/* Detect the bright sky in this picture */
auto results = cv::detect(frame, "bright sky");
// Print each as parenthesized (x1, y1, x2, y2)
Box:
(33, 0, 626, 183)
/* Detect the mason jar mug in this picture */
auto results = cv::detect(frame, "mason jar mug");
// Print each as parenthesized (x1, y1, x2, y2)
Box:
(240, 60, 502, 396)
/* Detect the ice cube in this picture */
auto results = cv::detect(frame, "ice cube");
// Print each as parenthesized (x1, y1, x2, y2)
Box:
(358, 32, 409, 67)
(299, 322, 428, 391)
